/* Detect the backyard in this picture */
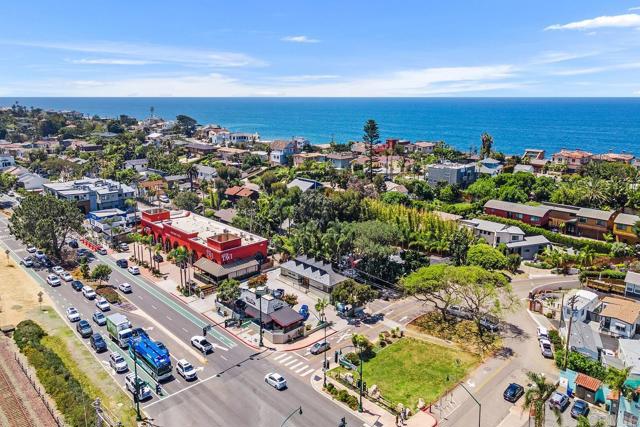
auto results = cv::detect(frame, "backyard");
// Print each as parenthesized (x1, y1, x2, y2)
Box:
(332, 337, 479, 409)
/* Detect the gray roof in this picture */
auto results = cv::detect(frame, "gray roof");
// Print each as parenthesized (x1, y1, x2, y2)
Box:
(481, 158, 501, 165)
(193, 257, 258, 278)
(287, 178, 322, 192)
(163, 174, 188, 182)
(506, 234, 550, 248)
(513, 164, 534, 173)
(625, 271, 640, 286)
(124, 159, 148, 166)
(428, 162, 475, 170)
(280, 255, 347, 289)
(576, 207, 616, 221)
(270, 307, 304, 328)
(615, 213, 640, 226)
(484, 200, 550, 217)
(568, 321, 603, 359)
(618, 339, 640, 376)
(463, 218, 524, 235)
(196, 164, 217, 175)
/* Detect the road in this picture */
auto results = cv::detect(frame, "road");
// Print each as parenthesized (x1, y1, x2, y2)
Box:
(0, 217, 362, 427)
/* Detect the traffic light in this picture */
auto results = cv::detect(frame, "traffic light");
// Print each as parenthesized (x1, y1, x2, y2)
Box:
(338, 417, 346, 427)
(334, 351, 339, 363)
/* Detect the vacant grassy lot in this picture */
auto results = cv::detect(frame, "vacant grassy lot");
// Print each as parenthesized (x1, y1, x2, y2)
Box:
(335, 338, 479, 409)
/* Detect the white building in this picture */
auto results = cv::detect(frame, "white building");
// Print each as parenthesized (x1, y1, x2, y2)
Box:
(462, 218, 525, 246)
(0, 155, 15, 170)
(562, 289, 600, 322)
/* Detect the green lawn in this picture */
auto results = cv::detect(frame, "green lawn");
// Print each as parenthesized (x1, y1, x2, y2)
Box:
(336, 338, 479, 409)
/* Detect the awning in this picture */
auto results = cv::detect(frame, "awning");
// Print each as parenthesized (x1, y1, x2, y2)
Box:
(270, 307, 304, 328)
(194, 257, 258, 278)
(614, 321, 627, 329)
(244, 305, 272, 323)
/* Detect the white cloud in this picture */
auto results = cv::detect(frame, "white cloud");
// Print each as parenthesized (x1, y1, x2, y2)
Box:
(629, 7, 640, 11)
(532, 50, 600, 64)
(0, 40, 266, 68)
(70, 58, 154, 65)
(281, 35, 320, 43)
(551, 61, 640, 76)
(545, 14, 640, 30)
(274, 74, 340, 82)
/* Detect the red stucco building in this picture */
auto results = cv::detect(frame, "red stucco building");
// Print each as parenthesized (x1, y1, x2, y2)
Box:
(140, 208, 268, 266)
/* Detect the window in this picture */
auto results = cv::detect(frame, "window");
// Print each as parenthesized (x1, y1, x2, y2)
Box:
(515, 213, 523, 219)
(531, 216, 539, 222)
(618, 224, 628, 231)
(579, 217, 586, 223)
(596, 220, 605, 227)
(623, 411, 638, 427)
(511, 236, 519, 241)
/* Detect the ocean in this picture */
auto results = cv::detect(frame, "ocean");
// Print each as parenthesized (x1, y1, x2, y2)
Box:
(2, 97, 639, 156)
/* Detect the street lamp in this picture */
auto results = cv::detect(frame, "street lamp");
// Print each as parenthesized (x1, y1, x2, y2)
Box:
(132, 350, 142, 421)
(339, 345, 364, 413)
(309, 309, 329, 387)
(280, 406, 302, 427)
(459, 382, 481, 427)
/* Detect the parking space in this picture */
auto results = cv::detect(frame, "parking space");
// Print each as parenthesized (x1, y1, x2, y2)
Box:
(544, 396, 608, 426)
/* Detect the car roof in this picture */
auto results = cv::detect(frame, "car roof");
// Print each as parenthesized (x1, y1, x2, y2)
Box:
(271, 373, 284, 379)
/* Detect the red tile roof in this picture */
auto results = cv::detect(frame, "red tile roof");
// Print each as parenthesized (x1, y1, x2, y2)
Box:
(576, 373, 602, 391)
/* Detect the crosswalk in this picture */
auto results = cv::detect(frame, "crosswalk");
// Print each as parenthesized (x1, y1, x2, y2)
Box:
(272, 352, 316, 377)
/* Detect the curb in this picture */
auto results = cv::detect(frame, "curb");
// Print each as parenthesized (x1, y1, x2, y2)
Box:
(201, 312, 262, 351)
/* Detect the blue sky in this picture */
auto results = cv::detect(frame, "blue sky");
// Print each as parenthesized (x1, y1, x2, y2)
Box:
(1, 1, 640, 96)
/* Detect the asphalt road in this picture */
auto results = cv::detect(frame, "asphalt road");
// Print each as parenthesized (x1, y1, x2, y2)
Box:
(0, 217, 362, 427)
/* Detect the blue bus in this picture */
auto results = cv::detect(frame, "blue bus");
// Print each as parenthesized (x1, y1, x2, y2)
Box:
(129, 334, 172, 382)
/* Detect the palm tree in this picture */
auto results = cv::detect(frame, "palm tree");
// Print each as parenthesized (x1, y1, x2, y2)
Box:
(523, 371, 559, 427)
(168, 246, 189, 292)
(576, 417, 605, 427)
(124, 197, 138, 231)
(606, 366, 631, 425)
(578, 247, 595, 268)
(184, 163, 198, 191)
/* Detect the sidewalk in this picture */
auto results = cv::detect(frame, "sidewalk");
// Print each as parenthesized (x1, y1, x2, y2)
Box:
(310, 371, 437, 427)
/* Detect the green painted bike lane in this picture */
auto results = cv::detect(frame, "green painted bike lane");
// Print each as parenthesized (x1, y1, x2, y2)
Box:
(94, 253, 237, 349)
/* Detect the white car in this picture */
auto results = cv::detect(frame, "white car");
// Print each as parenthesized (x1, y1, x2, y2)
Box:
(95, 297, 110, 312)
(118, 282, 132, 293)
(540, 338, 553, 358)
(536, 326, 549, 340)
(264, 372, 287, 390)
(191, 336, 213, 354)
(82, 286, 97, 300)
(46, 274, 61, 286)
(60, 271, 73, 282)
(52, 266, 65, 275)
(96, 247, 107, 255)
(35, 250, 46, 260)
(66, 307, 81, 322)
(26, 246, 37, 253)
(128, 266, 140, 275)
(109, 352, 128, 373)
(125, 374, 151, 401)
(159, 194, 170, 203)
(176, 359, 197, 381)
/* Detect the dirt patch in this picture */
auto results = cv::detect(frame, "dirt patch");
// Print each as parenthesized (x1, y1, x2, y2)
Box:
(0, 259, 53, 326)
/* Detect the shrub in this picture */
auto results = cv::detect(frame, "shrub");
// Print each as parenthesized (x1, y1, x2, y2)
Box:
(345, 352, 360, 366)
(579, 269, 626, 282)
(554, 349, 607, 380)
(548, 329, 562, 348)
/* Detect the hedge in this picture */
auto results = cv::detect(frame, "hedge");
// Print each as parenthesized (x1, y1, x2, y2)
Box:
(479, 214, 613, 253)
(13, 320, 95, 427)
(579, 269, 627, 282)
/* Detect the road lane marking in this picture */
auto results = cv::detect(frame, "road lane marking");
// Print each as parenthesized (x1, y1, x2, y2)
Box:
(273, 353, 288, 361)
(181, 327, 188, 333)
(278, 355, 293, 364)
(166, 315, 172, 321)
(300, 368, 315, 377)
(284, 358, 298, 366)
(398, 316, 408, 323)
(212, 343, 228, 352)
(138, 295, 143, 300)
(295, 365, 309, 373)
(142, 372, 221, 409)
(220, 355, 228, 361)
(289, 361, 304, 370)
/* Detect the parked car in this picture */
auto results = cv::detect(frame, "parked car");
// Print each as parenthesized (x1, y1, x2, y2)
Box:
(77, 248, 92, 258)
(159, 194, 170, 203)
(264, 373, 287, 390)
(68, 239, 79, 249)
(446, 305, 473, 320)
(125, 374, 151, 401)
(95, 297, 110, 312)
(96, 247, 107, 255)
(176, 359, 197, 381)
(46, 274, 61, 286)
(71, 280, 84, 291)
(539, 338, 553, 358)
(548, 392, 570, 412)
(191, 336, 213, 354)
(118, 282, 132, 293)
(60, 271, 73, 282)
(118, 243, 129, 252)
(52, 265, 64, 275)
(116, 259, 128, 268)
(537, 326, 549, 340)
(109, 352, 128, 373)
(76, 320, 93, 338)
(298, 305, 310, 321)
(310, 341, 330, 355)
(271, 288, 285, 299)
(21, 256, 33, 267)
(503, 383, 524, 402)
(41, 257, 53, 268)
(90, 333, 107, 352)
(153, 254, 164, 263)
(82, 286, 97, 300)
(92, 311, 107, 326)
(570, 399, 590, 419)
(66, 307, 81, 322)
(26, 246, 37, 253)
(35, 250, 46, 260)
(128, 266, 140, 275)
(479, 315, 500, 332)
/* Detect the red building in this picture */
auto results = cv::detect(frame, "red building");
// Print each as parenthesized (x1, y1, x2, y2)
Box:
(483, 200, 551, 227)
(140, 208, 268, 265)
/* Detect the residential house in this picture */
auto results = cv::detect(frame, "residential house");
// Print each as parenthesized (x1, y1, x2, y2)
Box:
(414, 141, 436, 154)
(542, 202, 580, 232)
(195, 165, 217, 182)
(218, 147, 250, 162)
(552, 149, 593, 173)
(427, 162, 477, 188)
(224, 186, 258, 201)
(325, 152, 356, 169)
(124, 158, 149, 173)
(513, 164, 534, 174)
(385, 181, 409, 194)
(592, 152, 635, 164)
(287, 178, 323, 193)
(43, 177, 135, 214)
(477, 158, 503, 176)
(624, 271, 640, 300)
(65, 139, 102, 153)
(270, 140, 298, 165)
(5, 166, 49, 192)
(614, 213, 639, 244)
(574, 373, 604, 405)
(0, 155, 15, 169)
(522, 148, 545, 160)
(186, 142, 218, 156)
(562, 289, 600, 322)
(529, 158, 549, 173)
(293, 152, 326, 167)
(350, 142, 368, 155)
(617, 339, 640, 381)
(229, 132, 259, 145)
(280, 255, 348, 296)
(576, 207, 617, 240)
(599, 296, 640, 339)
(163, 175, 189, 190)
(213, 208, 237, 224)
(483, 200, 551, 227)
(250, 150, 269, 162)
(462, 218, 550, 259)
(561, 321, 603, 361)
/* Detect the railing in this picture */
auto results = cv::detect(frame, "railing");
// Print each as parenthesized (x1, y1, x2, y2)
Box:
(584, 278, 626, 295)
(14, 353, 65, 427)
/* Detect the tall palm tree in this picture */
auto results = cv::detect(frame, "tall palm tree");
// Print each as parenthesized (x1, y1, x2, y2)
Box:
(168, 246, 189, 291)
(606, 366, 631, 425)
(184, 163, 198, 191)
(523, 371, 559, 427)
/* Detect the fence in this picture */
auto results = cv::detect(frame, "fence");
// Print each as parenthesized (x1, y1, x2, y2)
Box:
(14, 352, 66, 427)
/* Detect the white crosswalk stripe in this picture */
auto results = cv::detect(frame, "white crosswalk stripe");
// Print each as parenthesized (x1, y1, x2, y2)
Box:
(295, 364, 309, 373)
(284, 358, 298, 367)
(272, 353, 318, 378)
(273, 353, 288, 361)
(289, 361, 304, 370)
(300, 368, 315, 377)
(278, 355, 293, 364)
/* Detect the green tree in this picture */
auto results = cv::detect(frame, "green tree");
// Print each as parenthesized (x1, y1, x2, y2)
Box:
(449, 228, 474, 266)
(480, 132, 493, 158)
(363, 119, 380, 180)
(466, 243, 509, 270)
(216, 278, 240, 303)
(576, 417, 605, 427)
(91, 264, 112, 286)
(331, 279, 378, 308)
(184, 163, 198, 192)
(0, 172, 17, 192)
(506, 253, 522, 273)
(523, 371, 559, 427)
(168, 246, 189, 290)
(9, 193, 84, 259)
(176, 114, 197, 137)
(606, 366, 631, 426)
(174, 191, 200, 212)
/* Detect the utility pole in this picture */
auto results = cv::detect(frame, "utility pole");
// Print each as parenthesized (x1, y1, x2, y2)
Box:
(563, 294, 577, 370)
(358, 347, 363, 413)
(280, 406, 303, 427)
(133, 350, 142, 421)
(259, 290, 264, 347)
(460, 382, 481, 427)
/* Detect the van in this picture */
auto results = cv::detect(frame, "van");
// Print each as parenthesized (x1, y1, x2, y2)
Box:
(537, 327, 549, 340)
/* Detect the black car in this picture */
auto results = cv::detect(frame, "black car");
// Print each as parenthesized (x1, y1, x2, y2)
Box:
(71, 280, 84, 291)
(76, 320, 93, 338)
(503, 383, 524, 402)
(116, 259, 128, 268)
(570, 400, 590, 419)
(42, 257, 53, 268)
(90, 333, 107, 353)
(153, 254, 164, 263)
(68, 239, 79, 249)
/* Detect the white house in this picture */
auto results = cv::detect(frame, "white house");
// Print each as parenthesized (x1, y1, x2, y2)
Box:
(0, 155, 15, 170)
(624, 271, 640, 299)
(599, 296, 640, 339)
(562, 289, 600, 323)
(462, 218, 525, 246)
